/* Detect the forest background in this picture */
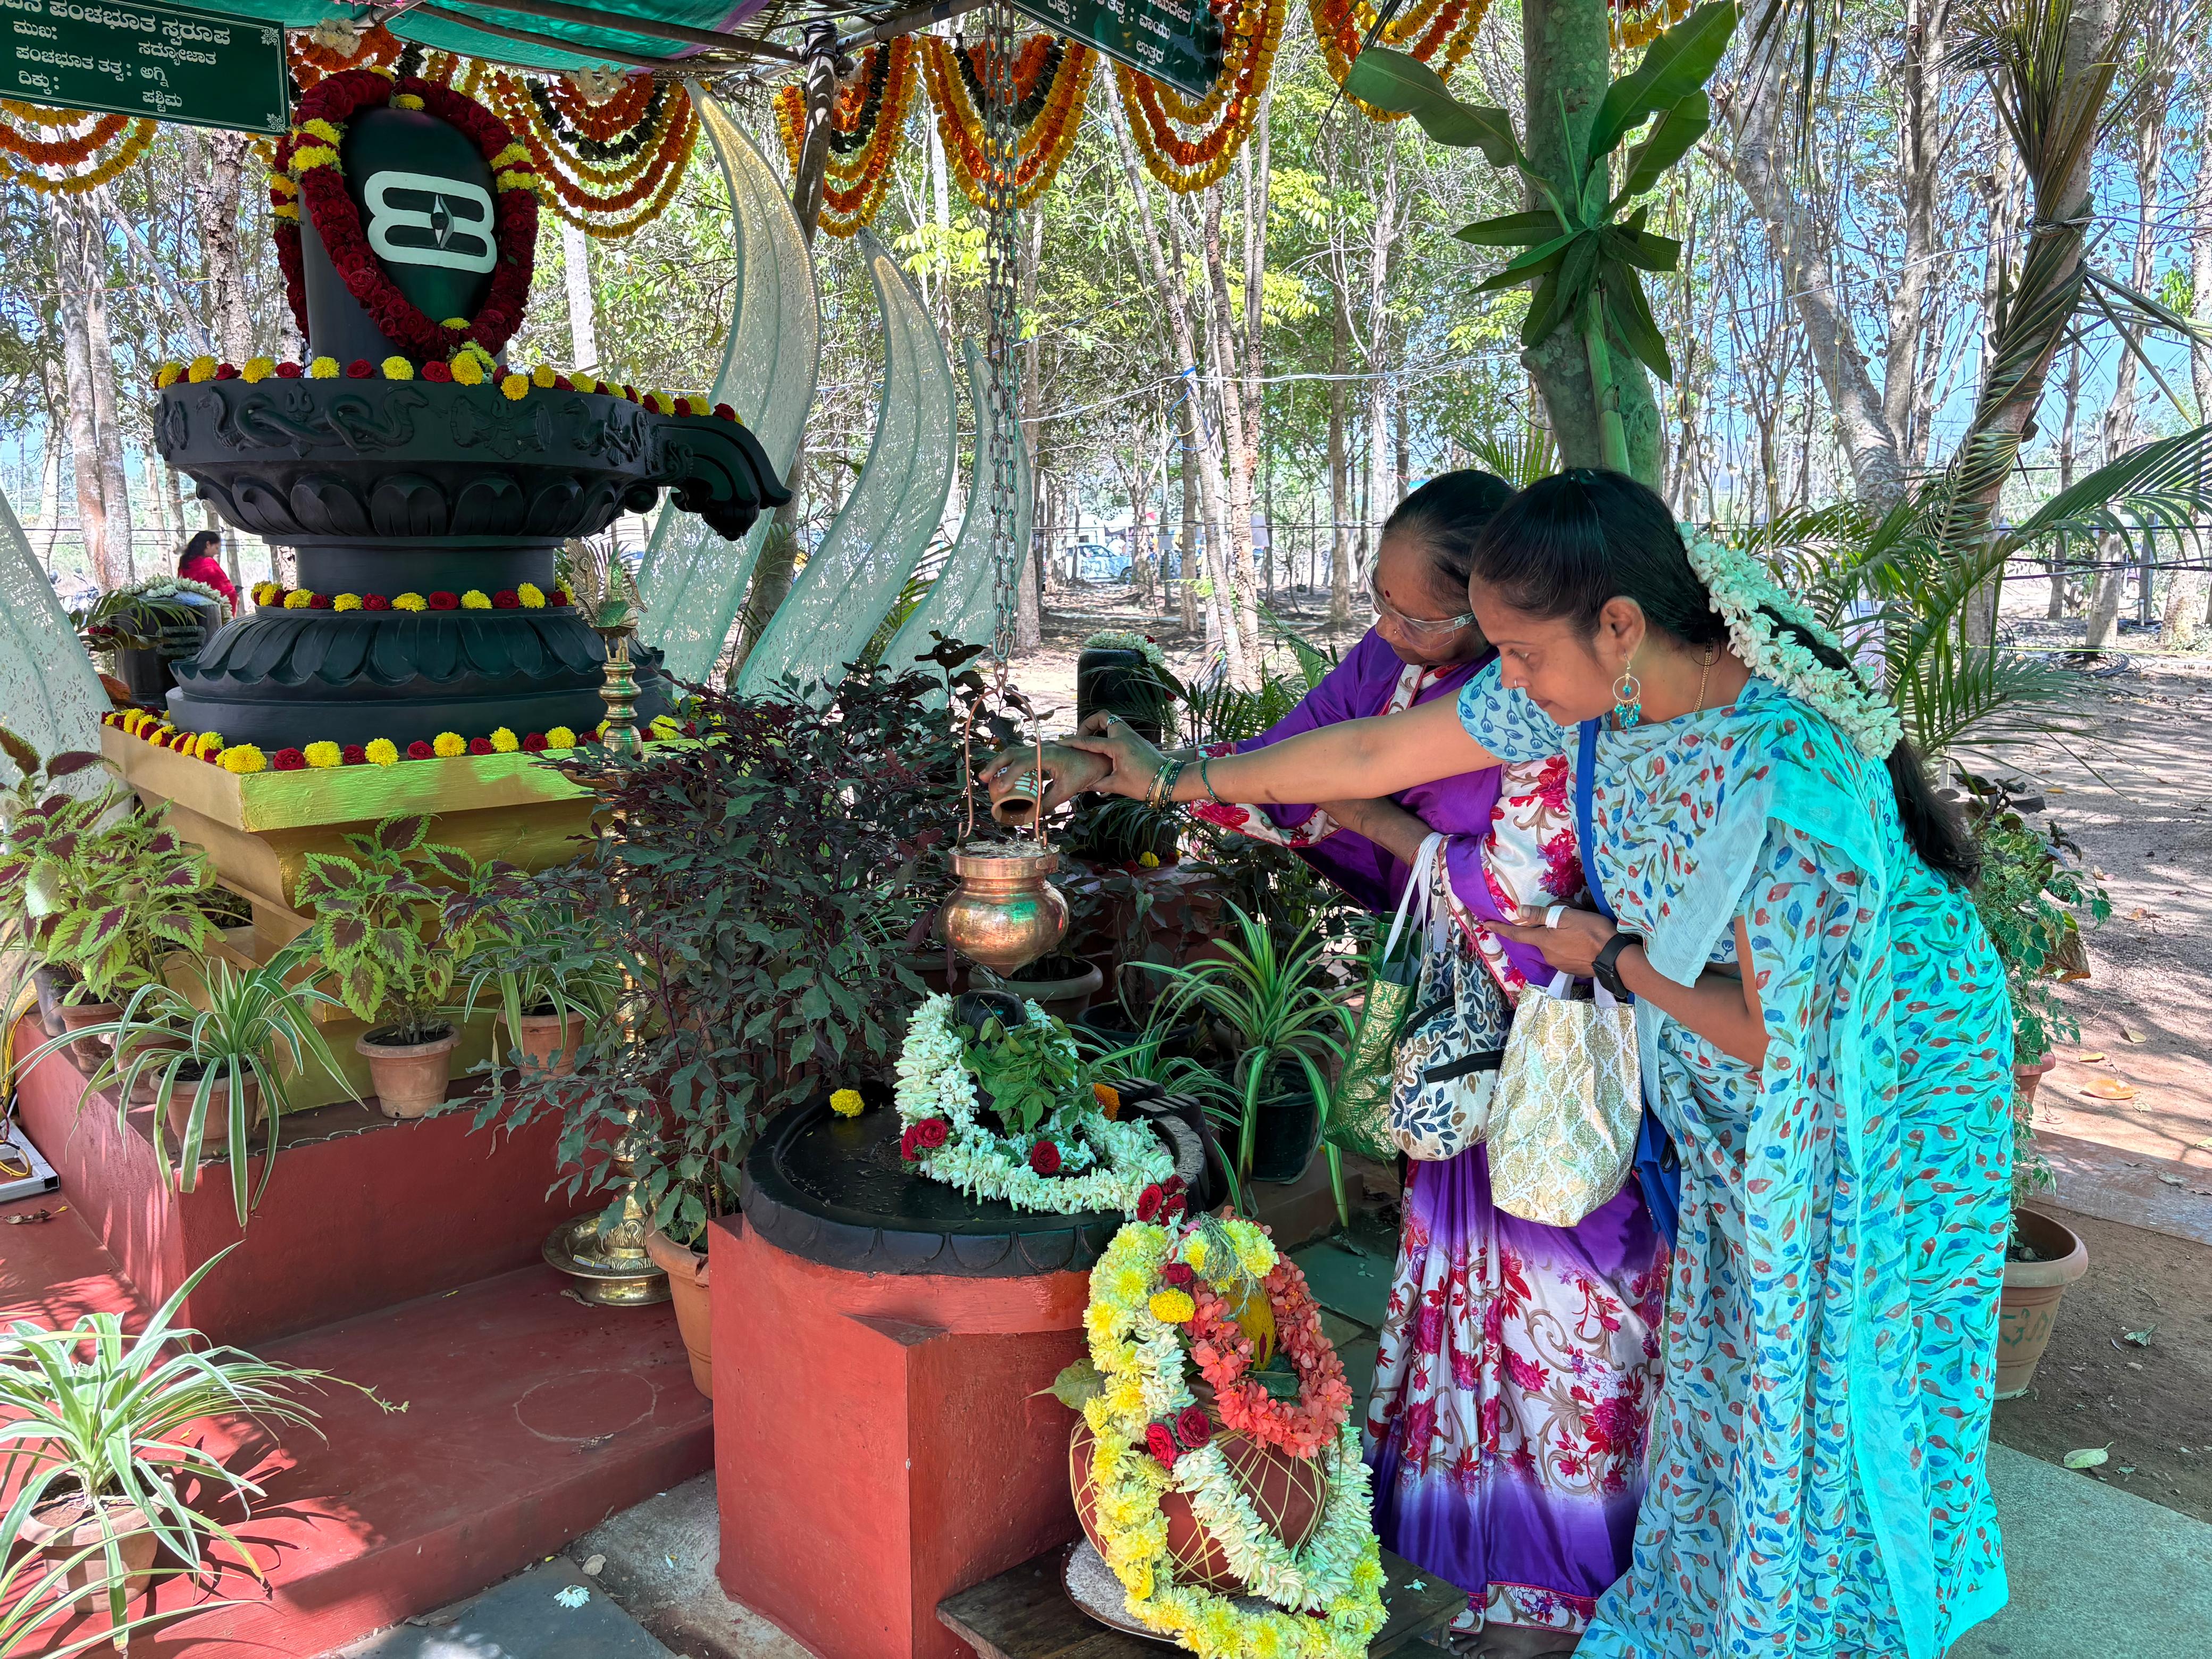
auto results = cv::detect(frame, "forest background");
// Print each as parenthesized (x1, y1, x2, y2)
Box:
(4, 0, 2210, 667)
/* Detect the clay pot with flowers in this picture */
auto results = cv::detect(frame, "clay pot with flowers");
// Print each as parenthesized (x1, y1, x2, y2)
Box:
(292, 812, 519, 1118)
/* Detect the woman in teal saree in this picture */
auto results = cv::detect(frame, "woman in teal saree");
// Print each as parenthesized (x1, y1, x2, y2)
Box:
(1003, 471, 2012, 1658)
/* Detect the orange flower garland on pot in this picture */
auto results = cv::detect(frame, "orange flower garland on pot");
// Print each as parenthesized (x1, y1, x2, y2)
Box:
(919, 32, 1094, 210)
(1308, 0, 1492, 118)
(0, 102, 155, 195)
(477, 69, 699, 239)
(774, 37, 921, 238)
(1115, 0, 1285, 194)
(1188, 1256, 1354, 1461)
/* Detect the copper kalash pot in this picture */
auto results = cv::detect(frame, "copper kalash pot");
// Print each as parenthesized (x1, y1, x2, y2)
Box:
(940, 841, 1067, 976)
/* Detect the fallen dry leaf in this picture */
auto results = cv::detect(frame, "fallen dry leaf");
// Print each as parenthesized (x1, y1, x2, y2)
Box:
(2157, 1174, 2186, 1187)
(2064, 1446, 2110, 1470)
(2077, 1051, 2107, 1063)
(2080, 1079, 2138, 1101)
(2118, 1025, 2150, 1044)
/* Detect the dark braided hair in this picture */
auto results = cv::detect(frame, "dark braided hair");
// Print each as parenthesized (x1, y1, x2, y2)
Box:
(1469, 470, 1979, 885)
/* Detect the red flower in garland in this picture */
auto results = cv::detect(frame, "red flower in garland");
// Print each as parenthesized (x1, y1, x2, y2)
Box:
(900, 1116, 951, 1162)
(1144, 1422, 1179, 1468)
(672, 396, 694, 417)
(275, 361, 303, 379)
(553, 374, 572, 390)
(308, 592, 333, 609)
(1137, 1184, 1164, 1222)
(341, 744, 367, 765)
(422, 360, 453, 383)
(271, 748, 307, 770)
(1160, 1261, 1195, 1291)
(428, 591, 459, 610)
(345, 358, 373, 379)
(213, 362, 239, 381)
(364, 593, 392, 611)
(548, 588, 570, 607)
(522, 732, 548, 752)
(713, 403, 737, 422)
(467, 737, 494, 755)
(492, 589, 520, 609)
(407, 740, 434, 759)
(1029, 1139, 1061, 1176)
(1175, 1405, 1211, 1449)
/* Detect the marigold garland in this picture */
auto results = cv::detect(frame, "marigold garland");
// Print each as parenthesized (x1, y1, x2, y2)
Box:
(774, 38, 920, 238)
(1612, 0, 1696, 49)
(104, 707, 606, 767)
(1116, 0, 1284, 194)
(0, 103, 156, 196)
(1308, 0, 1492, 118)
(476, 69, 698, 238)
(286, 20, 405, 90)
(920, 34, 1095, 210)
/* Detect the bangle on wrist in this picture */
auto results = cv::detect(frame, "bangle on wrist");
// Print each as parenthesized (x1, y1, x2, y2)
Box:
(1591, 932, 1639, 1001)
(1198, 755, 1221, 803)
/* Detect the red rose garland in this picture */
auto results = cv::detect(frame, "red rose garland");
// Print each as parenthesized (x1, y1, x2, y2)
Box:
(1187, 1254, 1353, 1462)
(273, 70, 538, 364)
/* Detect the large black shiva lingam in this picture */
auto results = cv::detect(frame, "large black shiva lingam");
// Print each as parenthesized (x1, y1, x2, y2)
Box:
(151, 72, 787, 751)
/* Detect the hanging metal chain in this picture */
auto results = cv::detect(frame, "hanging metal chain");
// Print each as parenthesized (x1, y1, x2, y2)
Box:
(979, 0, 1022, 688)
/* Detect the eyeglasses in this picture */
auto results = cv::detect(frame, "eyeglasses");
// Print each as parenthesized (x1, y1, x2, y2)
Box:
(1369, 577, 1474, 639)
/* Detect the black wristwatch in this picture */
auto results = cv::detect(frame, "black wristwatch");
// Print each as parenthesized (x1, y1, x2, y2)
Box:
(1591, 932, 1639, 1001)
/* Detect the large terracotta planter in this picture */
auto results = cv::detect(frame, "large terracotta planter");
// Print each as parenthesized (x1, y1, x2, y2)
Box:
(164, 1071, 264, 1147)
(2016, 1053, 2056, 1107)
(644, 1224, 711, 1398)
(18, 1494, 157, 1614)
(55, 1000, 123, 1071)
(1998, 1208, 2089, 1399)
(514, 1009, 589, 1077)
(975, 955, 1105, 1023)
(356, 1025, 460, 1119)
(1070, 1414, 1326, 1591)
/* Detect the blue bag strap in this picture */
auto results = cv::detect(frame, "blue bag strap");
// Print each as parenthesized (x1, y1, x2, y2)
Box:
(1574, 719, 1681, 1249)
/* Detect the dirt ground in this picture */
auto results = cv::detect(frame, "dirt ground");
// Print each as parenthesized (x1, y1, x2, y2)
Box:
(1010, 574, 2212, 1521)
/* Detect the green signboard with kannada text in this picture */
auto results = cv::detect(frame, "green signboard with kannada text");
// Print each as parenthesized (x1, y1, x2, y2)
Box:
(3, 0, 287, 135)
(1012, 0, 1223, 101)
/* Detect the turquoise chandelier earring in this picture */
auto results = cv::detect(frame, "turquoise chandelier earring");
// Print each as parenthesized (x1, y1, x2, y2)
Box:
(1612, 663, 1644, 728)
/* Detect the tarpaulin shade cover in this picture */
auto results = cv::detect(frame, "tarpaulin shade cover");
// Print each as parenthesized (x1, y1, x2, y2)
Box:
(210, 1, 773, 74)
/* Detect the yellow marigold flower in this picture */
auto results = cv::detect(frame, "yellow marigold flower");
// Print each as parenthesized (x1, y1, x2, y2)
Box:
(392, 93, 424, 110)
(450, 355, 484, 386)
(381, 356, 414, 381)
(304, 740, 343, 769)
(1138, 850, 1161, 868)
(267, 173, 296, 197)
(392, 592, 427, 611)
(1102, 1263, 1151, 1306)
(829, 1087, 865, 1118)
(572, 373, 599, 394)
(309, 356, 340, 379)
(647, 391, 674, 414)
(432, 732, 466, 758)
(283, 589, 315, 609)
(496, 170, 540, 194)
(219, 744, 266, 774)
(500, 373, 529, 401)
(187, 355, 218, 383)
(532, 363, 556, 388)
(241, 357, 275, 383)
(332, 593, 362, 611)
(154, 361, 182, 389)
(301, 118, 341, 144)
(441, 317, 469, 330)
(291, 143, 339, 172)
(543, 725, 577, 750)
(489, 726, 519, 753)
(1094, 1082, 1121, 1118)
(516, 582, 546, 608)
(1230, 1228, 1277, 1279)
(460, 589, 491, 609)
(1147, 1289, 1196, 1324)
(193, 731, 223, 758)
(364, 738, 399, 766)
(1185, 1236, 1207, 1272)
(492, 141, 530, 167)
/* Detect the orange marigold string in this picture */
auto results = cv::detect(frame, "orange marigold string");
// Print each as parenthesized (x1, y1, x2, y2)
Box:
(1308, 0, 1491, 118)
(0, 104, 155, 195)
(1187, 1254, 1353, 1462)
(478, 69, 698, 238)
(774, 37, 920, 237)
(1115, 0, 1284, 194)
(920, 33, 1094, 210)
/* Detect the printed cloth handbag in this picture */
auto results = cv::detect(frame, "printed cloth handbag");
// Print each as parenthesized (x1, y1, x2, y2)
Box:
(1487, 966, 1643, 1225)
(1385, 835, 1512, 1162)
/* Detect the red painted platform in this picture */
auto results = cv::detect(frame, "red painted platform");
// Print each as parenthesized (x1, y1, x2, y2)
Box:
(712, 1214, 1090, 1659)
(12, 1015, 594, 1346)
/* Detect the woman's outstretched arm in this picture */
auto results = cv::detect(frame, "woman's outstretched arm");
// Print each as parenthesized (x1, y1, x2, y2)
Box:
(1059, 696, 1499, 806)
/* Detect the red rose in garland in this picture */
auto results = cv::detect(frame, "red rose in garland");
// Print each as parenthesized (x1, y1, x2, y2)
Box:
(364, 593, 392, 611)
(272, 70, 538, 365)
(407, 740, 434, 759)
(428, 591, 459, 611)
(342, 744, 367, 764)
(1144, 1422, 1179, 1468)
(467, 737, 494, 755)
(1029, 1139, 1061, 1175)
(272, 748, 307, 771)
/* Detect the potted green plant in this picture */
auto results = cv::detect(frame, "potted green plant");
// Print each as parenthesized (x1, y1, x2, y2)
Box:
(26, 943, 356, 1227)
(292, 813, 518, 1118)
(0, 1247, 376, 1649)
(455, 885, 622, 1083)
(1142, 904, 1353, 1203)
(0, 726, 113, 1037)
(4, 789, 221, 1069)
(1961, 770, 2110, 1396)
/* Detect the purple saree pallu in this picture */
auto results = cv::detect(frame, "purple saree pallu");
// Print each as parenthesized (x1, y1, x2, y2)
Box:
(1188, 629, 1670, 1635)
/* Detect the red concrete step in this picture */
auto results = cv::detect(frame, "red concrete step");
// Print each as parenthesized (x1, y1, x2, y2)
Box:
(25, 1258, 710, 1659)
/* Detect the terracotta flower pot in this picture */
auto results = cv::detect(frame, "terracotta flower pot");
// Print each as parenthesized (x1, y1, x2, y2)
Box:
(1070, 1415, 1327, 1592)
(55, 1001, 122, 1071)
(976, 955, 1104, 1022)
(164, 1071, 264, 1147)
(31, 962, 78, 1037)
(120, 1031, 190, 1105)
(644, 1224, 712, 1398)
(356, 1025, 460, 1119)
(18, 1494, 157, 1614)
(1998, 1207, 2089, 1399)
(514, 1009, 589, 1077)
(2015, 1053, 2057, 1107)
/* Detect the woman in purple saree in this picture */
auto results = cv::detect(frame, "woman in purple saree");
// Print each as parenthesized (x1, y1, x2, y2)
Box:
(1033, 473, 1665, 1654)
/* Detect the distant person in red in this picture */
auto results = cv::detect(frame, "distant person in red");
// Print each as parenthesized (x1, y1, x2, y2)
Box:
(176, 530, 238, 615)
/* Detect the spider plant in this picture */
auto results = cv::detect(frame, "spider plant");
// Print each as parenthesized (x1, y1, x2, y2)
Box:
(23, 943, 355, 1226)
(1141, 904, 1354, 1210)
(454, 889, 624, 1093)
(0, 1530, 233, 1656)
(0, 1247, 375, 1645)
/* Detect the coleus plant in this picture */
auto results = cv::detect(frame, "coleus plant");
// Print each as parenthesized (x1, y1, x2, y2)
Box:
(1346, 2, 1738, 473)
(293, 812, 520, 1044)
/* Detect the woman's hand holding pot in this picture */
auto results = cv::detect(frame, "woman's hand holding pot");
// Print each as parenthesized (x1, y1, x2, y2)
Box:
(975, 740, 1113, 819)
(1060, 713, 1169, 799)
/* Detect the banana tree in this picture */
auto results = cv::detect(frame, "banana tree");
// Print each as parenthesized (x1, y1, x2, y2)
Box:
(1346, 3, 1739, 476)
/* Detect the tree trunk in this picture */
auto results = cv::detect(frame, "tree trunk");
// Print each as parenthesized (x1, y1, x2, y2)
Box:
(1521, 0, 1662, 482)
(1177, 440, 1199, 633)
(48, 194, 114, 589)
(2051, 344, 2081, 617)
(1327, 289, 1353, 627)
(198, 130, 255, 364)
(1363, 139, 1398, 553)
(1201, 185, 1263, 676)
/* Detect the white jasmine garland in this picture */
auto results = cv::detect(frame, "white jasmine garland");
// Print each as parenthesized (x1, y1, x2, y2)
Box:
(1082, 629, 1169, 671)
(1679, 524, 1905, 759)
(894, 993, 1173, 1217)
